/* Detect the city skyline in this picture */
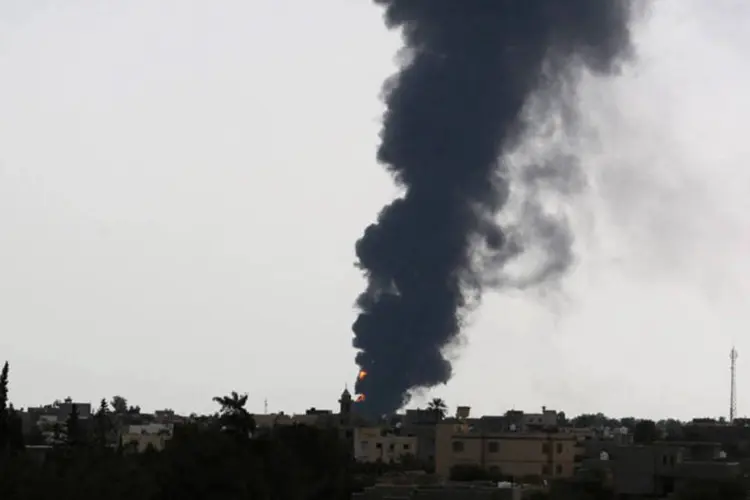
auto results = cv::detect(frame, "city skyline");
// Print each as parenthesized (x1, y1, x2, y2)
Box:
(1, 0, 750, 419)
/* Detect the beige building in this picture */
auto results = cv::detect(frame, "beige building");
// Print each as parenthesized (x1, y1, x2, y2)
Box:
(120, 423, 173, 452)
(354, 427, 419, 463)
(435, 420, 584, 480)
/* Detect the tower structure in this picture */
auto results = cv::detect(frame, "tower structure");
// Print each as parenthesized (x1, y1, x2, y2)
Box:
(730, 347, 738, 423)
(339, 387, 352, 416)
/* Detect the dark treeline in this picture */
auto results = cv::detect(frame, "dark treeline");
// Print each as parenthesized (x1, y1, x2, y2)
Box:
(0, 360, 746, 500)
(0, 362, 363, 500)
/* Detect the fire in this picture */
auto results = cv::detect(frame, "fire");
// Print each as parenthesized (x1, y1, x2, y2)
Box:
(356, 394, 365, 402)
(358, 369, 368, 381)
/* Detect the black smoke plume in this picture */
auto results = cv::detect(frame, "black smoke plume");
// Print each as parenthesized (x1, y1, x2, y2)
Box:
(353, 1, 635, 417)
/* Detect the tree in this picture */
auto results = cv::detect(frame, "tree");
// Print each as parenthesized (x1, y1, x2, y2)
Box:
(634, 419, 658, 444)
(0, 361, 8, 450)
(620, 417, 637, 432)
(94, 398, 112, 447)
(0, 362, 22, 455)
(66, 403, 81, 447)
(571, 413, 617, 429)
(661, 419, 684, 441)
(110, 395, 128, 414)
(6, 404, 24, 454)
(427, 398, 448, 420)
(212, 391, 256, 438)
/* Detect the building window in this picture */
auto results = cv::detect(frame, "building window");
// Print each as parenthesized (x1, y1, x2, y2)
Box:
(555, 464, 563, 475)
(452, 440, 465, 453)
(389, 443, 395, 451)
(662, 455, 668, 465)
(403, 443, 410, 450)
(556, 443, 563, 454)
(542, 464, 551, 475)
(542, 443, 551, 454)
(376, 442, 382, 449)
(488, 441, 499, 453)
(361, 441, 368, 450)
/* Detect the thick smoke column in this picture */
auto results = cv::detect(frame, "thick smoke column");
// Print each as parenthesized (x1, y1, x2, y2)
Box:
(353, 1, 634, 417)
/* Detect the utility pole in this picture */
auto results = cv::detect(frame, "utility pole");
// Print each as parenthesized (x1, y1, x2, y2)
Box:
(730, 347, 738, 423)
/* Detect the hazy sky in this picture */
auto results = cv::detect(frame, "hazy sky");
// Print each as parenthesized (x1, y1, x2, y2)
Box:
(1, 0, 749, 420)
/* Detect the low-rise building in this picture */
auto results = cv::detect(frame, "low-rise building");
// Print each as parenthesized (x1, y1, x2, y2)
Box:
(399, 409, 441, 467)
(354, 426, 419, 463)
(120, 423, 174, 452)
(577, 441, 742, 497)
(435, 418, 585, 480)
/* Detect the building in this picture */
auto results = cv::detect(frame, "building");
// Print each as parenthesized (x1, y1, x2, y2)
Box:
(252, 388, 370, 442)
(401, 409, 442, 467)
(577, 440, 742, 497)
(682, 420, 750, 458)
(57, 401, 92, 420)
(435, 417, 583, 480)
(120, 423, 174, 452)
(521, 406, 558, 431)
(354, 426, 418, 463)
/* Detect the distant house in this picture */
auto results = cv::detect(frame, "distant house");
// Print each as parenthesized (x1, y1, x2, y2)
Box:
(57, 402, 92, 420)
(120, 423, 174, 452)
(577, 441, 742, 497)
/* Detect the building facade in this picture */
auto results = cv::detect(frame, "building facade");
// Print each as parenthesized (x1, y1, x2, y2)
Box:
(120, 423, 174, 452)
(354, 427, 418, 463)
(435, 419, 583, 480)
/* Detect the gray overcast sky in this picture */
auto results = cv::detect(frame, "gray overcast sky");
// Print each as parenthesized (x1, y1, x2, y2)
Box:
(1, 0, 749, 420)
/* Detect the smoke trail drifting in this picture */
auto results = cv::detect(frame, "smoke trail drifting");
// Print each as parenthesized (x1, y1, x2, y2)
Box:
(353, 1, 635, 417)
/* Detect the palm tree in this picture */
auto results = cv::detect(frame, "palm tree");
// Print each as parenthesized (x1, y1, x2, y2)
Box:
(427, 398, 448, 420)
(212, 391, 256, 438)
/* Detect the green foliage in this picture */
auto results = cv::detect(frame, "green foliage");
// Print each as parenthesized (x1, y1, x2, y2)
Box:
(427, 398, 448, 420)
(212, 391, 257, 438)
(110, 395, 128, 414)
(0, 372, 353, 500)
(633, 419, 658, 444)
(0, 361, 9, 450)
(66, 403, 81, 447)
(0, 420, 353, 499)
(0, 361, 23, 456)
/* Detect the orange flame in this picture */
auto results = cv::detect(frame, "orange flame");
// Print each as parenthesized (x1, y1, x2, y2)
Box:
(356, 394, 365, 402)
(358, 369, 368, 381)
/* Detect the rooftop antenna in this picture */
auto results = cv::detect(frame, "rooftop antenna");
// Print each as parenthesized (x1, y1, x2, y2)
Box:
(264, 397, 268, 415)
(730, 347, 738, 423)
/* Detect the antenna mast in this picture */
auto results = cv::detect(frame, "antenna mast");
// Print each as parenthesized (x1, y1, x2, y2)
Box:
(730, 347, 738, 423)
(264, 398, 268, 414)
